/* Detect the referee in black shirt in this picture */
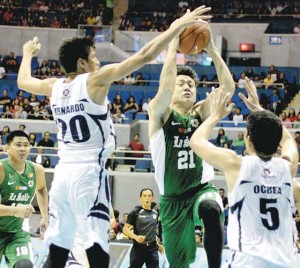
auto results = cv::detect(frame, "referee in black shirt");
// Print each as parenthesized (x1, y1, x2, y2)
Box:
(123, 188, 163, 268)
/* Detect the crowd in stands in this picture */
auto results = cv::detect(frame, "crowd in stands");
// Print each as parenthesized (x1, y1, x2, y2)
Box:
(122, 0, 300, 32)
(0, 0, 114, 28)
(0, 88, 52, 120)
(0, 124, 56, 167)
(0, 0, 299, 33)
(0, 53, 298, 126)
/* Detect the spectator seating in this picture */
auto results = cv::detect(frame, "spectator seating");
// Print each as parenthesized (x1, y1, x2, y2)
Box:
(135, 112, 148, 120)
(50, 155, 59, 168)
(232, 145, 246, 155)
(134, 155, 152, 172)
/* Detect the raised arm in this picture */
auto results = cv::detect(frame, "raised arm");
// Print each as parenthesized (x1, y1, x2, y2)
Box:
(92, 6, 212, 85)
(189, 87, 240, 192)
(239, 78, 298, 177)
(148, 36, 179, 138)
(280, 127, 299, 177)
(195, 22, 235, 121)
(17, 37, 57, 96)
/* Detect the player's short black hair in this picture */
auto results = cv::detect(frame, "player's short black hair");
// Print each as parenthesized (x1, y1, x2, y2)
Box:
(140, 188, 154, 197)
(247, 111, 282, 157)
(6, 131, 29, 145)
(177, 66, 199, 85)
(58, 36, 95, 74)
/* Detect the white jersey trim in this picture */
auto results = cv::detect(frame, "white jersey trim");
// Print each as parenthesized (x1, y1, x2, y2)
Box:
(149, 129, 165, 195)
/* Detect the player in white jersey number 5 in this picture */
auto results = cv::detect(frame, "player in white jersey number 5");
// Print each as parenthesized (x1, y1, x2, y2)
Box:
(189, 79, 299, 267)
(17, 6, 212, 268)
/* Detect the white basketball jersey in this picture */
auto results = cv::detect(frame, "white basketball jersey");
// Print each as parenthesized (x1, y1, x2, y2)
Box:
(50, 73, 115, 164)
(227, 155, 297, 267)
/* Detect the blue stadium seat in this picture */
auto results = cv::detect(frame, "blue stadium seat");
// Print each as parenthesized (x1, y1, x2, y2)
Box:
(6, 72, 17, 80)
(120, 91, 131, 103)
(50, 155, 59, 168)
(35, 133, 43, 143)
(50, 133, 57, 143)
(139, 73, 150, 83)
(134, 155, 151, 172)
(30, 148, 38, 154)
(132, 91, 144, 105)
(16, 55, 23, 65)
(0, 154, 7, 160)
(124, 112, 133, 123)
(143, 91, 156, 100)
(232, 145, 245, 155)
(0, 84, 11, 92)
(108, 89, 118, 103)
(149, 73, 160, 86)
(135, 112, 148, 120)
(44, 149, 54, 155)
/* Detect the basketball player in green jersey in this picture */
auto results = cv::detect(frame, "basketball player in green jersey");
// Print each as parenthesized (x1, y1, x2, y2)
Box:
(148, 23, 235, 268)
(0, 131, 48, 268)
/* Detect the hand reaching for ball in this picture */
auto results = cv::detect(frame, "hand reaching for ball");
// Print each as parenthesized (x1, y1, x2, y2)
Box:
(23, 37, 41, 56)
(171, 5, 212, 32)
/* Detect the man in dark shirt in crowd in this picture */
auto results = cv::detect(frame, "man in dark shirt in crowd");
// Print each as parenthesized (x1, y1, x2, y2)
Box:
(37, 131, 54, 147)
(27, 105, 44, 120)
(218, 188, 228, 209)
(22, 98, 33, 115)
(219, 188, 229, 226)
(3, 52, 19, 73)
(123, 188, 163, 268)
(0, 89, 12, 111)
(31, 146, 51, 168)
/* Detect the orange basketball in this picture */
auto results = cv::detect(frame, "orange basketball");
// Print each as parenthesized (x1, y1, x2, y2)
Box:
(178, 22, 210, 55)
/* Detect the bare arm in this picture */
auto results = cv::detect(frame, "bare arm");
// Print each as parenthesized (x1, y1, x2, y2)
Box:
(0, 204, 34, 218)
(195, 22, 235, 121)
(280, 128, 298, 177)
(34, 163, 49, 236)
(110, 204, 116, 229)
(189, 87, 240, 192)
(293, 178, 300, 213)
(148, 37, 179, 138)
(91, 7, 212, 86)
(123, 223, 145, 243)
(17, 37, 57, 96)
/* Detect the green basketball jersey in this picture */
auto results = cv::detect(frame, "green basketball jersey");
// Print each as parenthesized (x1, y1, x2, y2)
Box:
(0, 159, 37, 233)
(150, 110, 214, 197)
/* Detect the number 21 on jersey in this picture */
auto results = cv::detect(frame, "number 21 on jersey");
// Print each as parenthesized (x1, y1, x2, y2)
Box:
(178, 150, 196, 169)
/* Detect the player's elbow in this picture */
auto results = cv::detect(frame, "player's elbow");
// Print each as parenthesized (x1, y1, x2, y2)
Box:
(189, 135, 206, 154)
(189, 137, 204, 152)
